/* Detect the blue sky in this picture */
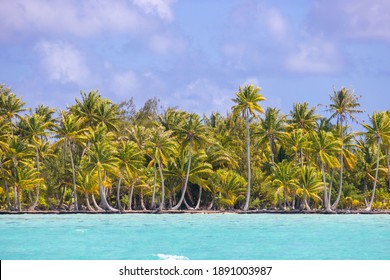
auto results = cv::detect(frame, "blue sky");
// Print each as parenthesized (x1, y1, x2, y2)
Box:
(1, 0, 390, 123)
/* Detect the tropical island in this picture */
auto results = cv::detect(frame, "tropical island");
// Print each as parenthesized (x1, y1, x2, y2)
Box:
(1, 83, 390, 214)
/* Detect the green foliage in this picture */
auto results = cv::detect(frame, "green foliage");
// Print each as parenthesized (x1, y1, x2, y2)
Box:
(1, 83, 390, 212)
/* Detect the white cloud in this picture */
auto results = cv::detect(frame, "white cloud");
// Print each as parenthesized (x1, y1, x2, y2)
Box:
(285, 39, 343, 74)
(0, 0, 160, 40)
(132, 0, 175, 21)
(35, 41, 90, 85)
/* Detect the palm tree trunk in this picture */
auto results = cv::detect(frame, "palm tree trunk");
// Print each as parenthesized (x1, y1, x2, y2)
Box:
(128, 185, 134, 210)
(269, 137, 275, 166)
(366, 139, 381, 211)
(303, 193, 311, 210)
(332, 151, 344, 209)
(208, 196, 215, 210)
(98, 170, 117, 211)
(85, 194, 95, 211)
(184, 197, 192, 209)
(321, 163, 331, 211)
(69, 143, 78, 211)
(14, 186, 18, 209)
(195, 186, 202, 210)
(158, 160, 165, 210)
(17, 186, 21, 211)
(116, 177, 123, 210)
(244, 114, 251, 211)
(92, 193, 104, 211)
(140, 188, 146, 210)
(172, 142, 193, 210)
(328, 169, 334, 208)
(151, 162, 157, 209)
(29, 146, 40, 210)
(386, 148, 390, 192)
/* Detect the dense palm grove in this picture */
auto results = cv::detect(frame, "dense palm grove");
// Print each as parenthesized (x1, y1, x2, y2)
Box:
(1, 83, 390, 212)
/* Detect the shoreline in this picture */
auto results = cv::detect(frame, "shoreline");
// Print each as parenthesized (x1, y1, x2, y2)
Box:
(1, 209, 390, 215)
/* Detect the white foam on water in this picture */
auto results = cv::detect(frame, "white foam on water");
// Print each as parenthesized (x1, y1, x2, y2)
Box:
(155, 253, 189, 260)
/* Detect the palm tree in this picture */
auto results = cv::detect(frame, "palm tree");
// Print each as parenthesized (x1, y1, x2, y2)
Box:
(256, 108, 287, 165)
(0, 116, 13, 210)
(363, 112, 390, 211)
(285, 129, 311, 167)
(171, 113, 209, 210)
(84, 125, 119, 211)
(297, 166, 323, 210)
(115, 140, 144, 210)
(213, 169, 247, 210)
(3, 137, 35, 210)
(166, 150, 212, 209)
(0, 86, 26, 136)
(271, 160, 299, 209)
(54, 112, 89, 211)
(327, 87, 362, 209)
(146, 129, 178, 210)
(310, 130, 341, 211)
(95, 98, 120, 133)
(19, 113, 54, 210)
(76, 169, 98, 211)
(71, 90, 100, 128)
(289, 102, 319, 132)
(232, 84, 266, 210)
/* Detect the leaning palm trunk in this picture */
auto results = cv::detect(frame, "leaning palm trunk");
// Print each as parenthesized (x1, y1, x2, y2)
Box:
(303, 194, 311, 210)
(91, 194, 104, 211)
(97, 171, 117, 211)
(172, 142, 193, 210)
(332, 150, 344, 209)
(195, 186, 202, 210)
(208, 197, 215, 210)
(85, 194, 95, 211)
(244, 115, 251, 211)
(366, 139, 381, 211)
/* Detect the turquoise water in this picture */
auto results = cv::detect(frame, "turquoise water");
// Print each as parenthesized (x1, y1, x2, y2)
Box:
(0, 214, 389, 260)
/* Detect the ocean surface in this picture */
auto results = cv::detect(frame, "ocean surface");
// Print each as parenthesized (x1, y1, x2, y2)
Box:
(0, 214, 389, 260)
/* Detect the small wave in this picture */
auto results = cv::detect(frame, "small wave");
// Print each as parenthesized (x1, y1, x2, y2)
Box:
(155, 253, 189, 260)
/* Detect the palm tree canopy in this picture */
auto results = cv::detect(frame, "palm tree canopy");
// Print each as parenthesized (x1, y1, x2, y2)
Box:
(289, 102, 320, 131)
(232, 84, 266, 119)
(328, 87, 363, 125)
(363, 111, 390, 145)
(310, 130, 341, 169)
